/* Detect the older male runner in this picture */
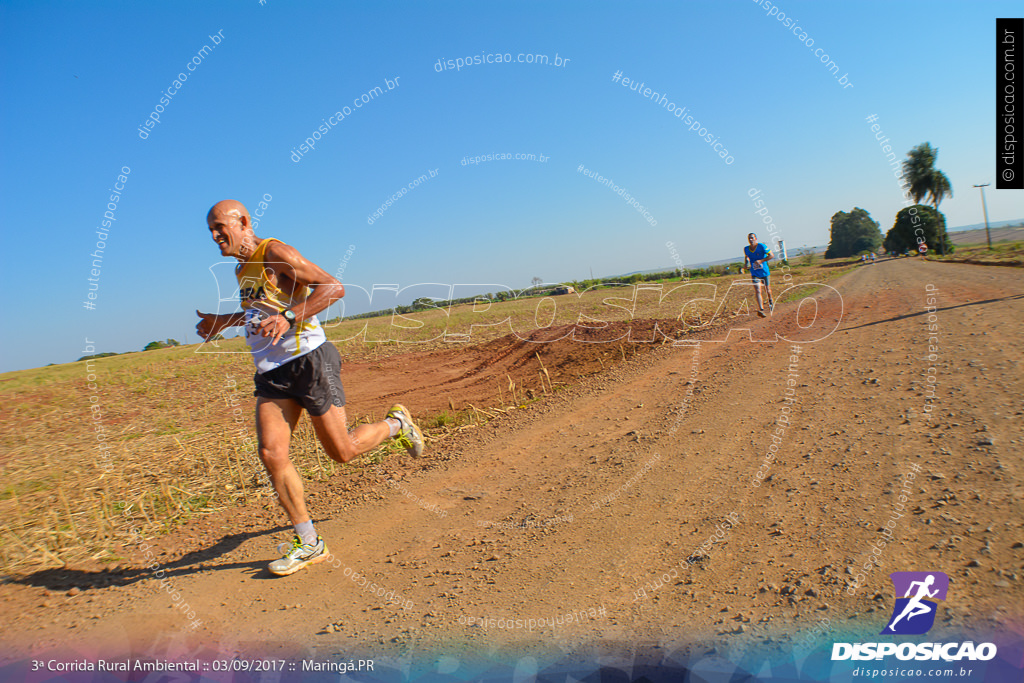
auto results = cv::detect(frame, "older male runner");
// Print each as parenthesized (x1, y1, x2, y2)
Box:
(196, 199, 423, 576)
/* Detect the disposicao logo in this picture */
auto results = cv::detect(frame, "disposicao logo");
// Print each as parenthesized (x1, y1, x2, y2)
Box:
(881, 571, 948, 635)
(831, 571, 997, 663)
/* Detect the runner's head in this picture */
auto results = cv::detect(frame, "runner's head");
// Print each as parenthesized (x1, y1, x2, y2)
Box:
(747, 233, 757, 246)
(207, 200, 256, 260)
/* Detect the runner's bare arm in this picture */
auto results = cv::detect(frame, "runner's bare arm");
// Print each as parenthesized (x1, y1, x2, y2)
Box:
(196, 310, 246, 340)
(257, 241, 346, 344)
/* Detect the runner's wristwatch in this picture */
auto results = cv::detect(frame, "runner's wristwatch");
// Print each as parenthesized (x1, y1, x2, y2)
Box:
(281, 310, 297, 328)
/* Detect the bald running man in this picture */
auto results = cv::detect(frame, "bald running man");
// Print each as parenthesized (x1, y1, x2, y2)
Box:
(196, 200, 424, 576)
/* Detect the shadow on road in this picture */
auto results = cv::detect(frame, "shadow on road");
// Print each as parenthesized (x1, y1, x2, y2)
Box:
(840, 294, 1024, 331)
(5, 524, 291, 592)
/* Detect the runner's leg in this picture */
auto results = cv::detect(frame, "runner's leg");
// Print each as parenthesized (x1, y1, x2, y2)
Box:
(310, 404, 392, 464)
(256, 397, 308, 525)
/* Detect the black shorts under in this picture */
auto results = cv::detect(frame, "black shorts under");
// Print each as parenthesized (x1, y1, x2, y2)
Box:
(253, 342, 346, 416)
(751, 274, 770, 286)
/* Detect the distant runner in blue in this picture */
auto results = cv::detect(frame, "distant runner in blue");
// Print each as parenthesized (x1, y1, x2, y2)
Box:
(743, 233, 774, 317)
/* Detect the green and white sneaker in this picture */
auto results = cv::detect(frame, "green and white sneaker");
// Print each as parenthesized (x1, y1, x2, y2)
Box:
(268, 535, 329, 576)
(387, 403, 424, 458)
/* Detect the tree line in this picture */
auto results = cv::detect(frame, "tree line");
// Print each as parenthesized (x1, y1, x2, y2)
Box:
(825, 143, 954, 258)
(330, 265, 756, 323)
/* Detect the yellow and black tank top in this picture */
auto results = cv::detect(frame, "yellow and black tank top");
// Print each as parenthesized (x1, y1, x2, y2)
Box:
(236, 238, 327, 373)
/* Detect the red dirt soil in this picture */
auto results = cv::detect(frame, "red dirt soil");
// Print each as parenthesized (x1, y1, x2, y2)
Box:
(2, 258, 1022, 666)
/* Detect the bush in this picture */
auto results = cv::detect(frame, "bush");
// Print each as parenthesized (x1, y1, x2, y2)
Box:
(825, 208, 882, 258)
(883, 205, 954, 255)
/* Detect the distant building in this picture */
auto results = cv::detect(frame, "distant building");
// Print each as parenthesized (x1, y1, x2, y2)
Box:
(553, 286, 576, 295)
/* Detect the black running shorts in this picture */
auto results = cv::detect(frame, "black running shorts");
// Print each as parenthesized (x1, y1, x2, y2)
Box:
(253, 341, 346, 416)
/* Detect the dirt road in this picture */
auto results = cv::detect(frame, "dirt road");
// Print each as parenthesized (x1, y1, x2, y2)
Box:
(3, 257, 1022, 671)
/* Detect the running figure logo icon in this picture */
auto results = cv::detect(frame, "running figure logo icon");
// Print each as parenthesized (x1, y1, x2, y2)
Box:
(881, 571, 949, 635)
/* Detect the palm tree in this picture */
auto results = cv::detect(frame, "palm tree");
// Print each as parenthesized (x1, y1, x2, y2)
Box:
(902, 143, 953, 209)
(928, 170, 953, 210)
(902, 143, 935, 204)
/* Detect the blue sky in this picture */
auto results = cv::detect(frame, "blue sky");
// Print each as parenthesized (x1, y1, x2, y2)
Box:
(1, 0, 1020, 373)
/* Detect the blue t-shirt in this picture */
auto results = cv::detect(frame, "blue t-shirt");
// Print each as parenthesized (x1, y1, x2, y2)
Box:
(744, 243, 772, 277)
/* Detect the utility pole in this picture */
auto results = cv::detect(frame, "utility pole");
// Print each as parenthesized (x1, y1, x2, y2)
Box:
(973, 183, 992, 250)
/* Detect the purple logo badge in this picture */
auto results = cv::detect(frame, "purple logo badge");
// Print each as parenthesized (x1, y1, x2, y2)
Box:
(881, 572, 949, 635)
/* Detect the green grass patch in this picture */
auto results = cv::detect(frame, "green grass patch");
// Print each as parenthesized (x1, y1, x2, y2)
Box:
(0, 479, 55, 501)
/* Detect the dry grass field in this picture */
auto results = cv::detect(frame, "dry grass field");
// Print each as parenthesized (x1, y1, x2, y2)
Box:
(927, 242, 1024, 268)
(0, 253, 1022, 675)
(0, 260, 853, 577)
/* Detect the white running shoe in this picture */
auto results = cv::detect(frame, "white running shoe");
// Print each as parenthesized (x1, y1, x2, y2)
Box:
(268, 535, 329, 576)
(387, 403, 424, 458)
